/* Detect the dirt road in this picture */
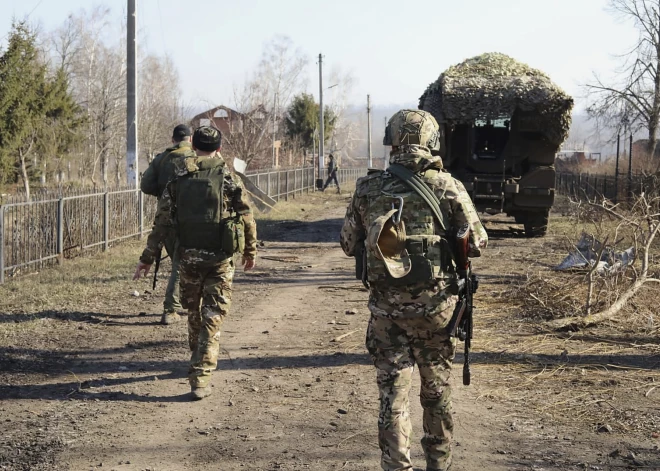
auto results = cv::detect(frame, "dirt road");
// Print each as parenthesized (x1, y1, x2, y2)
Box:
(1, 192, 658, 471)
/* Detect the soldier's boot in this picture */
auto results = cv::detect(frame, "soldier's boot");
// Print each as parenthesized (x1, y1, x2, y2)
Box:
(190, 385, 212, 400)
(336, 187, 341, 194)
(160, 310, 182, 325)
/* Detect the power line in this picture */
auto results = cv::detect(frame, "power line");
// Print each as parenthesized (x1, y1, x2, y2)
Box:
(0, 0, 46, 46)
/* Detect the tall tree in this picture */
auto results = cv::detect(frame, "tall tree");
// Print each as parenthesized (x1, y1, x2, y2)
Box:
(37, 67, 85, 183)
(586, 0, 660, 171)
(0, 21, 49, 198)
(285, 93, 337, 151)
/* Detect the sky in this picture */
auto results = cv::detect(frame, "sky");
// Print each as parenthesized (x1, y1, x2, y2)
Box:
(0, 0, 640, 114)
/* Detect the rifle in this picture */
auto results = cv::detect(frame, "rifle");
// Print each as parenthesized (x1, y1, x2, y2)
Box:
(354, 240, 369, 289)
(446, 224, 479, 386)
(152, 250, 170, 291)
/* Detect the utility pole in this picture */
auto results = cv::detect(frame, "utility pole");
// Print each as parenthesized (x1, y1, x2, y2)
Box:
(317, 53, 324, 188)
(126, 0, 138, 187)
(367, 94, 372, 168)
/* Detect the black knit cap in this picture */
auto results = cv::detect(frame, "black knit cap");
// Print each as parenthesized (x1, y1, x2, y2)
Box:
(192, 126, 222, 152)
(172, 124, 192, 141)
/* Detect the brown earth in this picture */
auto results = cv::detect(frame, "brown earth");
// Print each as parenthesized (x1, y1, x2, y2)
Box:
(0, 189, 658, 471)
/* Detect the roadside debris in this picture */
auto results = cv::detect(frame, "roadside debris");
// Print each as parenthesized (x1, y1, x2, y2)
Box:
(554, 233, 634, 275)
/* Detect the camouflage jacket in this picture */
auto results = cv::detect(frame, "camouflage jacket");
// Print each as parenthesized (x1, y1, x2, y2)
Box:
(140, 141, 195, 197)
(140, 152, 258, 264)
(340, 145, 488, 318)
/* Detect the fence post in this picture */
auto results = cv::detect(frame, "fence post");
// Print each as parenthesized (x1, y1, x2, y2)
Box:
(138, 190, 144, 239)
(0, 205, 4, 284)
(293, 169, 298, 197)
(285, 171, 289, 201)
(104, 192, 109, 251)
(57, 197, 64, 264)
(267, 172, 271, 197)
(277, 171, 281, 201)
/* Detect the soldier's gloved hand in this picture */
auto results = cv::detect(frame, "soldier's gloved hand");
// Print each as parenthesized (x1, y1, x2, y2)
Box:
(242, 256, 255, 271)
(133, 261, 152, 280)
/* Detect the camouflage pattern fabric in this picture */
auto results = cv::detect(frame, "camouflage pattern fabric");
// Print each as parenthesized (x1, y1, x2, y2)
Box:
(340, 144, 487, 471)
(383, 110, 441, 151)
(366, 314, 456, 471)
(419, 52, 573, 145)
(139, 151, 257, 390)
(179, 249, 234, 387)
(140, 153, 258, 265)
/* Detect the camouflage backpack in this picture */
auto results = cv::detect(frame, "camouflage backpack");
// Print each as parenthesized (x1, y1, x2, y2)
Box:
(362, 166, 455, 288)
(171, 156, 248, 255)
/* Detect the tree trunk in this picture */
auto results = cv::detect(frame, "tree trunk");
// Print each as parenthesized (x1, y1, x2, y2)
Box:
(18, 148, 31, 201)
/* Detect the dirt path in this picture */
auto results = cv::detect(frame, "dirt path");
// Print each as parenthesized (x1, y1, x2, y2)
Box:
(1, 194, 658, 471)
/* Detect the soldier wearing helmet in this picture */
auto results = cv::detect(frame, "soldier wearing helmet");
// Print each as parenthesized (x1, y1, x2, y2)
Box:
(340, 109, 487, 471)
(134, 126, 257, 401)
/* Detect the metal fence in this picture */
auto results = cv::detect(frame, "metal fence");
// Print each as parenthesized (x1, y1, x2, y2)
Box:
(0, 189, 157, 283)
(243, 167, 366, 200)
(556, 172, 659, 202)
(0, 167, 367, 283)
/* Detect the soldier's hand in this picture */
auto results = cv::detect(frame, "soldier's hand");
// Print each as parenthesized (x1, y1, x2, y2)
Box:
(242, 256, 255, 271)
(133, 262, 152, 280)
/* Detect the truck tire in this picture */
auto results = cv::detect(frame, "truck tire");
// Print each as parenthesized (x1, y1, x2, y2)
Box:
(524, 210, 549, 238)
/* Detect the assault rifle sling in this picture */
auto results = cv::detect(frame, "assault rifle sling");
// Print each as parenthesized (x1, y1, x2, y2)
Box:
(386, 164, 448, 232)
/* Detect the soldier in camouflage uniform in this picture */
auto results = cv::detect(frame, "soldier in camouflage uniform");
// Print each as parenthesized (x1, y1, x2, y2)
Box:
(134, 126, 257, 400)
(340, 110, 487, 471)
(140, 124, 196, 325)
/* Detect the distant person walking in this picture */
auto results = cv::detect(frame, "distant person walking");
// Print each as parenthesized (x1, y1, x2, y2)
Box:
(322, 154, 340, 193)
(140, 124, 196, 325)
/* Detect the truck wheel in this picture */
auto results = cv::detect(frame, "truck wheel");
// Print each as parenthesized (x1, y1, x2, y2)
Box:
(524, 211, 549, 238)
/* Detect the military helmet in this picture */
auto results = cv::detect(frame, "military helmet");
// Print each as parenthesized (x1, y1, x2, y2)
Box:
(383, 109, 441, 151)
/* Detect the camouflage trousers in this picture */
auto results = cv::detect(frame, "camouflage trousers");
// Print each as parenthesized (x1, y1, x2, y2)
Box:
(179, 248, 235, 388)
(163, 231, 181, 313)
(366, 313, 456, 471)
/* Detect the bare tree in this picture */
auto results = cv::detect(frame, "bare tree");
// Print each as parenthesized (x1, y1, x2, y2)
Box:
(551, 186, 660, 330)
(138, 54, 182, 166)
(222, 35, 309, 170)
(585, 0, 660, 172)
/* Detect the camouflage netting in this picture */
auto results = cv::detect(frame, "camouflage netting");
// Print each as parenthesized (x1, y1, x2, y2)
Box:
(419, 52, 574, 145)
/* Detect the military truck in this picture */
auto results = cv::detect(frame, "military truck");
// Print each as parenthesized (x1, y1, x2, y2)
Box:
(419, 53, 573, 237)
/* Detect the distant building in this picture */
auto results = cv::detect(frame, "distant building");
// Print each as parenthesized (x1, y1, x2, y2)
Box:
(556, 150, 601, 171)
(191, 105, 245, 135)
(190, 104, 278, 168)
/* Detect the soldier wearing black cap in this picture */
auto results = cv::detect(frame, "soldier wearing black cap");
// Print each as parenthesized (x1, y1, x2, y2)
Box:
(134, 126, 258, 401)
(141, 124, 196, 325)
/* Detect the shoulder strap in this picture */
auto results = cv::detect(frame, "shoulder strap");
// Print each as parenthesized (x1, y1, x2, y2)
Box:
(387, 163, 449, 232)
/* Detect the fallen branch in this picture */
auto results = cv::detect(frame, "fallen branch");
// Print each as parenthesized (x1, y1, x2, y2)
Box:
(331, 329, 360, 342)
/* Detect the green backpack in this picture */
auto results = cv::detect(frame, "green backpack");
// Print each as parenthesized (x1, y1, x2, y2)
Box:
(173, 158, 244, 254)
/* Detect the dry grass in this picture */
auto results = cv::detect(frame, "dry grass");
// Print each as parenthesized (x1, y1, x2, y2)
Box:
(473, 202, 660, 438)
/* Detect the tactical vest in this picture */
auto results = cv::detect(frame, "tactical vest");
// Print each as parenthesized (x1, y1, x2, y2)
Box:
(174, 159, 225, 251)
(364, 168, 455, 287)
